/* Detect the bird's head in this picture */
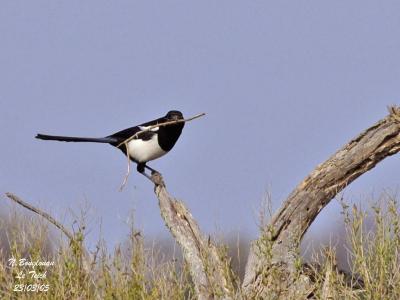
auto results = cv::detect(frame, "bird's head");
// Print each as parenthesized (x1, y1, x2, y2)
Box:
(165, 110, 184, 121)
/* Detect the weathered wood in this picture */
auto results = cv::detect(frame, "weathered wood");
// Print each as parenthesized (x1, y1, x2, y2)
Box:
(243, 106, 400, 298)
(151, 172, 235, 300)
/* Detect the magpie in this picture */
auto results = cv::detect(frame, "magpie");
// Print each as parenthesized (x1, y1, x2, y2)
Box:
(36, 110, 185, 175)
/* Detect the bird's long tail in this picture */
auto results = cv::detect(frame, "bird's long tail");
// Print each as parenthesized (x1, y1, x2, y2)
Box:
(36, 134, 114, 143)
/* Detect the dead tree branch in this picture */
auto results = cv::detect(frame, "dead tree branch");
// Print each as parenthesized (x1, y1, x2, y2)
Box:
(243, 106, 400, 298)
(5, 192, 74, 241)
(150, 172, 236, 300)
(4, 192, 91, 275)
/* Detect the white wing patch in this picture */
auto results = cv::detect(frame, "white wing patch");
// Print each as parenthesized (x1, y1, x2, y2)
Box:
(139, 125, 159, 132)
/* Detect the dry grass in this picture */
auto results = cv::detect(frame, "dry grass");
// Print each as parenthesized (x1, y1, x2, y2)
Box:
(308, 193, 400, 300)
(0, 206, 195, 299)
(0, 192, 399, 299)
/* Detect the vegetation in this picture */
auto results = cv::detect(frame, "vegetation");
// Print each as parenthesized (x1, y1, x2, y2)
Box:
(0, 206, 195, 299)
(0, 192, 399, 299)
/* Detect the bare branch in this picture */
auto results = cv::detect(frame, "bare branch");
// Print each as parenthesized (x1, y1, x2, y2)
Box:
(5, 192, 74, 242)
(4, 192, 94, 281)
(150, 172, 235, 300)
(243, 106, 400, 298)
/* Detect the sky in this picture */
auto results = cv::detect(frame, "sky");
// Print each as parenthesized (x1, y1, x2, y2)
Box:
(0, 1, 399, 250)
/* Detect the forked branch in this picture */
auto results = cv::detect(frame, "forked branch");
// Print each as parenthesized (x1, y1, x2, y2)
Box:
(243, 106, 400, 298)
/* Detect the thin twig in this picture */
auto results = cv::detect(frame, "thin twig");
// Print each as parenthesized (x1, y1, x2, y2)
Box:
(119, 145, 132, 191)
(5, 192, 74, 242)
(116, 112, 205, 148)
(118, 112, 205, 190)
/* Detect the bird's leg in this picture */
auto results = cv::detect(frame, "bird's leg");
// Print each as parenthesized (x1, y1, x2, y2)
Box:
(136, 163, 152, 180)
(144, 164, 159, 174)
(136, 163, 146, 173)
(136, 163, 159, 181)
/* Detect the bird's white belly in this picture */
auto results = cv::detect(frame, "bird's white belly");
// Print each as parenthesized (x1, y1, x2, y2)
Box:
(127, 135, 166, 163)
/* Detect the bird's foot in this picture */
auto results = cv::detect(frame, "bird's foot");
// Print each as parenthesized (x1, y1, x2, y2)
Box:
(137, 163, 160, 181)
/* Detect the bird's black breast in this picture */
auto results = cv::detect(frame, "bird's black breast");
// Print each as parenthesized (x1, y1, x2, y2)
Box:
(157, 122, 184, 152)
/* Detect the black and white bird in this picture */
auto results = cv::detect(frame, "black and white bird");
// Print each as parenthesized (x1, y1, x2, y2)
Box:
(36, 110, 185, 175)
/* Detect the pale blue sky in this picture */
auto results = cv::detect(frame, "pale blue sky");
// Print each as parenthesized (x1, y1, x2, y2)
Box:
(1, 1, 399, 249)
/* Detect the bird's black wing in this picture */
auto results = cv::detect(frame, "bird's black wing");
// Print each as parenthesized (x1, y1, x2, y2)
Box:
(107, 115, 166, 146)
(138, 115, 166, 128)
(107, 126, 142, 145)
